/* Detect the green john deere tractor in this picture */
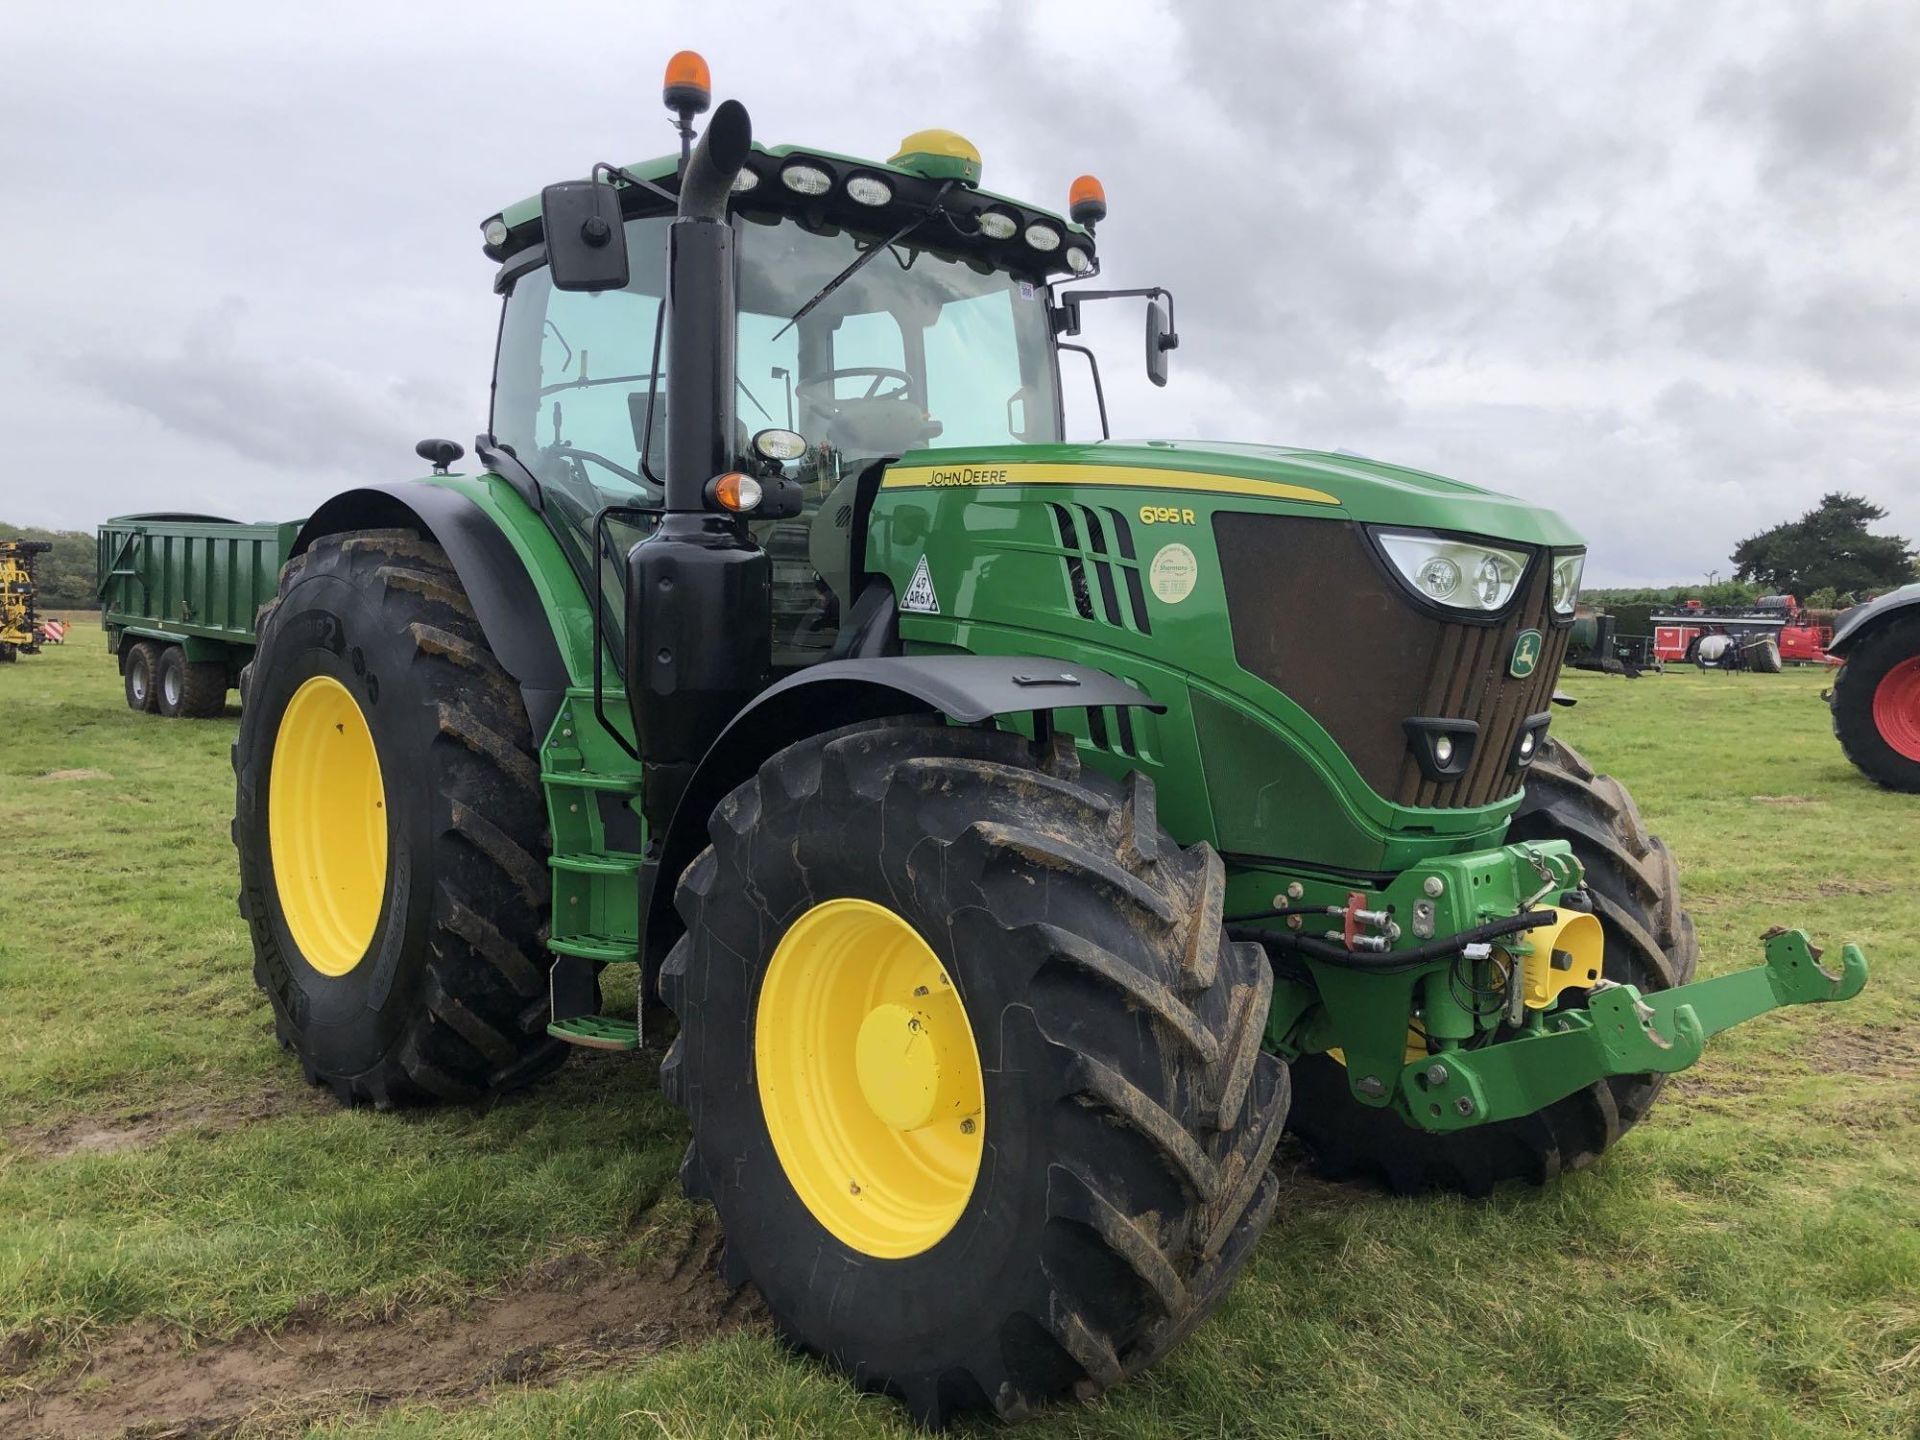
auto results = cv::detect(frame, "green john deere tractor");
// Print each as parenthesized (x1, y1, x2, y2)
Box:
(232, 53, 1871, 1425)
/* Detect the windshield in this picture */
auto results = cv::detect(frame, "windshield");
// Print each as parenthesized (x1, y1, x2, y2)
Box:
(492, 212, 1062, 667)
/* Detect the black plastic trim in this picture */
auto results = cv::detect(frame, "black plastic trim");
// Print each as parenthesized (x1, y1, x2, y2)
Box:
(642, 655, 1162, 977)
(1402, 715, 1480, 782)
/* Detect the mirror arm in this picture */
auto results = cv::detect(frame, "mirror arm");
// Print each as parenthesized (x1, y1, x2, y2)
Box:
(1057, 343, 1110, 440)
(1048, 285, 1178, 349)
(593, 162, 680, 209)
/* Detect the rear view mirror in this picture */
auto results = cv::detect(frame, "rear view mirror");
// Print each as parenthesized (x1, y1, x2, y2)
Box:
(540, 180, 629, 292)
(1146, 296, 1177, 388)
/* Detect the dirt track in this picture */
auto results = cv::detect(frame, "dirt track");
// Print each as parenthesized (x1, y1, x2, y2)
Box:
(1, 1223, 761, 1438)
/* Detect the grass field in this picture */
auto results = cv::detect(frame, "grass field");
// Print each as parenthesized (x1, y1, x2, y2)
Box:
(3, 633, 1916, 1438)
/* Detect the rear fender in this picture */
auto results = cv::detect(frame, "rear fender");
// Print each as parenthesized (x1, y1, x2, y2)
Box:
(642, 655, 1163, 978)
(1828, 583, 1920, 657)
(294, 483, 572, 739)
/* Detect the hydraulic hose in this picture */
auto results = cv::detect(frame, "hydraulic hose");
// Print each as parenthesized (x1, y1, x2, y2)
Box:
(1228, 908, 1561, 974)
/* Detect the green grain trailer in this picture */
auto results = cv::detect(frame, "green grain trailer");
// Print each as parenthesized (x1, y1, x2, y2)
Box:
(97, 513, 301, 717)
(224, 52, 1872, 1425)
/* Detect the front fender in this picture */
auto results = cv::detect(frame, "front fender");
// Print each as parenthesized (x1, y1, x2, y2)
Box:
(642, 654, 1163, 978)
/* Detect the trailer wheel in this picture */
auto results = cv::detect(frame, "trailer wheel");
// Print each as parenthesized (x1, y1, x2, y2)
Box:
(124, 641, 161, 711)
(156, 645, 228, 718)
(661, 720, 1287, 1424)
(233, 529, 572, 1105)
(1286, 736, 1697, 1195)
(1832, 614, 1920, 792)
(1745, 637, 1783, 673)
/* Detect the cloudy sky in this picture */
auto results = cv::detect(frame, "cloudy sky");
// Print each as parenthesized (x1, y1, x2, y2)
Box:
(3, 0, 1915, 585)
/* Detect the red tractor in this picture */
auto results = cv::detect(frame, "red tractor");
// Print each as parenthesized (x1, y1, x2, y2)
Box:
(1828, 583, 1920, 791)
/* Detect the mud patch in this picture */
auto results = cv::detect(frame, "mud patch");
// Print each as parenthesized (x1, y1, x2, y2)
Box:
(1750, 794, 1817, 806)
(33, 770, 112, 783)
(1, 1221, 762, 1439)
(1804, 1023, 1920, 1080)
(3, 1082, 330, 1162)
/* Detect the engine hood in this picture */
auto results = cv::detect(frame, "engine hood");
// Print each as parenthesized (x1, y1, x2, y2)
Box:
(891, 439, 1586, 550)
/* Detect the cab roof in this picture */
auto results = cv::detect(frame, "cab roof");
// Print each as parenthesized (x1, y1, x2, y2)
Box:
(484, 141, 1094, 284)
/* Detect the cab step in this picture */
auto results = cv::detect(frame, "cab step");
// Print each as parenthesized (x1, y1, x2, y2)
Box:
(547, 933, 636, 963)
(547, 1014, 640, 1050)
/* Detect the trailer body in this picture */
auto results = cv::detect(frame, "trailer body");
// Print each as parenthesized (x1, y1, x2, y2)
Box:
(97, 513, 302, 715)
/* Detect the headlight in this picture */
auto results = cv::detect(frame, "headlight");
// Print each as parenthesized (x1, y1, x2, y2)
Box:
(1064, 245, 1092, 274)
(780, 163, 832, 196)
(1549, 552, 1585, 615)
(731, 169, 760, 193)
(1377, 530, 1529, 613)
(1023, 222, 1061, 251)
(845, 174, 892, 206)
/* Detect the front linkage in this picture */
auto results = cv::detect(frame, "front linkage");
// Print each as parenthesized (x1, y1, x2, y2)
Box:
(1251, 842, 1870, 1135)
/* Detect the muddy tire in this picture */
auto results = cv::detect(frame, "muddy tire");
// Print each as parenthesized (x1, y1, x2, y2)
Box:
(233, 529, 572, 1106)
(124, 640, 161, 711)
(1831, 615, 1920, 792)
(1745, 637, 1783, 673)
(1286, 736, 1697, 1195)
(660, 720, 1288, 1424)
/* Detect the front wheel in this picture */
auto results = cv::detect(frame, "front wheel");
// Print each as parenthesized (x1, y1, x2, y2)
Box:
(660, 721, 1287, 1424)
(1286, 737, 1698, 1195)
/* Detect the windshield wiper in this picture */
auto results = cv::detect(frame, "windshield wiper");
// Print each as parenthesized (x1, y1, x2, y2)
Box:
(771, 181, 954, 341)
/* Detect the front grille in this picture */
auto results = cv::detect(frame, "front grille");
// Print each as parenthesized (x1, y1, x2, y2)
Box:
(1214, 513, 1568, 808)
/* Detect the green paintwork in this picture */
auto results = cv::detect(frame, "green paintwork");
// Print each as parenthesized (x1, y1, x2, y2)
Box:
(1400, 930, 1869, 1133)
(867, 441, 1571, 872)
(419, 476, 650, 985)
(546, 1014, 641, 1050)
(1266, 842, 1583, 1093)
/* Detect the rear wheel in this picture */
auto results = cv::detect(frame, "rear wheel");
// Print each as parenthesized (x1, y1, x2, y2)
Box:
(0, 642, 14, 663)
(124, 640, 161, 711)
(1745, 636, 1783, 673)
(661, 720, 1287, 1424)
(156, 645, 228, 717)
(233, 528, 572, 1105)
(1286, 737, 1697, 1195)
(1832, 616, 1920, 792)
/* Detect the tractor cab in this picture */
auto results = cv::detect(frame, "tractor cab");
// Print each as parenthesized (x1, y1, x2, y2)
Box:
(484, 115, 1121, 670)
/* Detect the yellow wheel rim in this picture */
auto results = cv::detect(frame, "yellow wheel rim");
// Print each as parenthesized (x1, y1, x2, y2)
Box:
(755, 898, 985, 1259)
(268, 674, 388, 977)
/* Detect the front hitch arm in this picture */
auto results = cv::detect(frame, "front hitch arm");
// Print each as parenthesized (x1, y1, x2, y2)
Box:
(1401, 929, 1869, 1133)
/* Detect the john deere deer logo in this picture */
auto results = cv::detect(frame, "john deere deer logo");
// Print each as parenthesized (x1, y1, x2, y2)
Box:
(1510, 629, 1543, 678)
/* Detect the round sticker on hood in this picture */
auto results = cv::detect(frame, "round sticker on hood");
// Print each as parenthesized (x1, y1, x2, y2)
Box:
(1149, 543, 1199, 604)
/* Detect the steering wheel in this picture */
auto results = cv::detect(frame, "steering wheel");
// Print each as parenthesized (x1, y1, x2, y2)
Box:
(796, 366, 918, 408)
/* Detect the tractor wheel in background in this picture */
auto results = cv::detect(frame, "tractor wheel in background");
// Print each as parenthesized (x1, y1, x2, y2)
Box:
(124, 641, 161, 711)
(661, 720, 1288, 1425)
(233, 528, 575, 1105)
(0, 642, 14, 663)
(1745, 637, 1783, 673)
(1285, 736, 1697, 1196)
(1831, 614, 1920, 792)
(156, 644, 229, 718)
